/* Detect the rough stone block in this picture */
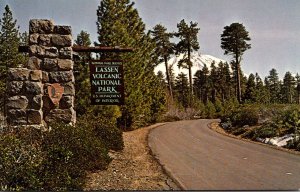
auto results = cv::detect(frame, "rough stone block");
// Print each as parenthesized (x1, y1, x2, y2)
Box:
(29, 70, 42, 81)
(38, 34, 52, 46)
(42, 58, 58, 71)
(7, 109, 27, 125)
(29, 45, 45, 57)
(54, 25, 72, 35)
(27, 110, 43, 125)
(49, 71, 74, 83)
(57, 59, 73, 71)
(7, 81, 24, 95)
(59, 96, 74, 109)
(44, 47, 58, 58)
(61, 82, 75, 96)
(28, 95, 43, 110)
(59, 47, 73, 59)
(29, 33, 39, 45)
(45, 108, 75, 124)
(42, 95, 55, 111)
(29, 19, 54, 34)
(26, 57, 42, 70)
(7, 96, 28, 109)
(51, 35, 72, 47)
(8, 68, 30, 81)
(42, 71, 49, 83)
(24, 81, 43, 95)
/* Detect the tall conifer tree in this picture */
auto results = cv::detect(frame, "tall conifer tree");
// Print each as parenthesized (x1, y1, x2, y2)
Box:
(96, 0, 165, 129)
(0, 5, 25, 110)
(175, 19, 200, 100)
(150, 24, 175, 100)
(221, 23, 251, 103)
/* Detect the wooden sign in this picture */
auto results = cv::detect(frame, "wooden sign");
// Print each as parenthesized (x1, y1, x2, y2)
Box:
(89, 60, 124, 105)
(48, 83, 64, 105)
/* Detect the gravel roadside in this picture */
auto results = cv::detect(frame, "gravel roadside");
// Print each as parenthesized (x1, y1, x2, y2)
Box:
(84, 123, 179, 191)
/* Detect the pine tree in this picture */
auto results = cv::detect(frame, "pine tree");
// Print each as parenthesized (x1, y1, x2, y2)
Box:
(254, 73, 269, 104)
(295, 73, 300, 104)
(74, 31, 92, 116)
(282, 71, 296, 104)
(193, 64, 209, 103)
(221, 23, 251, 103)
(150, 24, 175, 100)
(244, 73, 256, 102)
(174, 72, 189, 108)
(175, 19, 200, 100)
(217, 61, 232, 102)
(96, 0, 166, 129)
(0, 5, 26, 109)
(267, 68, 280, 103)
(209, 61, 218, 103)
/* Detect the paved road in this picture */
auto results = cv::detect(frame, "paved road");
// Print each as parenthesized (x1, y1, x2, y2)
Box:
(148, 120, 300, 190)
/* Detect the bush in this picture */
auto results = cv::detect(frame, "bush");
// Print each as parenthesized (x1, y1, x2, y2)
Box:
(205, 101, 216, 119)
(0, 123, 112, 191)
(78, 114, 124, 151)
(222, 107, 259, 128)
(253, 123, 278, 139)
(0, 129, 43, 191)
(41, 123, 111, 190)
(286, 137, 300, 151)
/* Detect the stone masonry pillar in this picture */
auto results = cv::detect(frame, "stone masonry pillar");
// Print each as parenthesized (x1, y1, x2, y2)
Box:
(6, 19, 76, 127)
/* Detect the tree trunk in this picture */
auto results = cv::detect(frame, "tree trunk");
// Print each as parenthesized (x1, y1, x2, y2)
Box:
(164, 56, 173, 100)
(188, 47, 193, 106)
(236, 55, 242, 103)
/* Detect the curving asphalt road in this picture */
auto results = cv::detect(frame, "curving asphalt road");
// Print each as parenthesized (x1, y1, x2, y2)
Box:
(148, 119, 300, 190)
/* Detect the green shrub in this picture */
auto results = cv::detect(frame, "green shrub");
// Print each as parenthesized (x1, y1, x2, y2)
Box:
(222, 107, 259, 128)
(231, 127, 248, 136)
(0, 129, 43, 191)
(41, 123, 111, 190)
(78, 114, 124, 151)
(0, 123, 112, 191)
(285, 136, 300, 151)
(205, 101, 216, 119)
(253, 123, 277, 139)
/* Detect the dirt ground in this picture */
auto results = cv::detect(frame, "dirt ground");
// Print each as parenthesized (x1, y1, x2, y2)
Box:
(84, 123, 179, 191)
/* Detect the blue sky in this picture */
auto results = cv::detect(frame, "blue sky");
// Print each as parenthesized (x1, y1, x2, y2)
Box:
(1, 0, 299, 79)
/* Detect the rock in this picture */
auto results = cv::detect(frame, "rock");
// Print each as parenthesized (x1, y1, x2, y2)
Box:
(29, 33, 39, 44)
(51, 35, 72, 47)
(7, 81, 24, 95)
(38, 34, 52, 46)
(27, 110, 43, 124)
(24, 81, 43, 95)
(42, 95, 55, 111)
(29, 95, 43, 110)
(29, 70, 42, 81)
(49, 71, 74, 83)
(59, 96, 74, 109)
(26, 57, 42, 70)
(57, 59, 73, 71)
(59, 47, 73, 59)
(29, 45, 45, 57)
(45, 108, 75, 124)
(42, 71, 49, 83)
(29, 19, 54, 34)
(61, 82, 75, 96)
(8, 68, 29, 81)
(7, 96, 28, 109)
(7, 109, 27, 125)
(42, 58, 58, 71)
(54, 25, 72, 35)
(44, 47, 58, 58)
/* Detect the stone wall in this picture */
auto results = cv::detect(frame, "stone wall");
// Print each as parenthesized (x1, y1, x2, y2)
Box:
(6, 19, 76, 127)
